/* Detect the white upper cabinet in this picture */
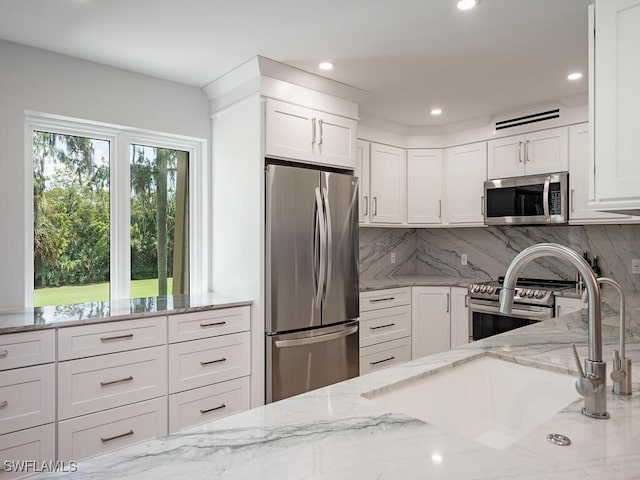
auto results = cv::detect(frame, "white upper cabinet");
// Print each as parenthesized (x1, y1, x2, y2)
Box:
(407, 150, 443, 225)
(444, 142, 487, 225)
(265, 99, 357, 169)
(356, 140, 371, 224)
(591, 0, 640, 212)
(369, 143, 406, 224)
(487, 127, 568, 179)
(569, 123, 630, 223)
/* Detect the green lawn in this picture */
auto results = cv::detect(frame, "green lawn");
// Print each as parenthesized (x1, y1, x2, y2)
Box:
(34, 278, 174, 307)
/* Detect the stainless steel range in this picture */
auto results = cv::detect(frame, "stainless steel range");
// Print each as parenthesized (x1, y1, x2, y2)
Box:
(467, 277, 575, 341)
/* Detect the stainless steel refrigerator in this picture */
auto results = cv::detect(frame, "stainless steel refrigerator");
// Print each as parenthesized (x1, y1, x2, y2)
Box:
(265, 163, 360, 403)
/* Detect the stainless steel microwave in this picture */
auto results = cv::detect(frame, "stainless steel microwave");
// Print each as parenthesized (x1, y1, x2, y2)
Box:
(483, 172, 569, 225)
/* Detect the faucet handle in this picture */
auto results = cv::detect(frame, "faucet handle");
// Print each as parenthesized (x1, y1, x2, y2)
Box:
(610, 350, 625, 382)
(572, 344, 601, 397)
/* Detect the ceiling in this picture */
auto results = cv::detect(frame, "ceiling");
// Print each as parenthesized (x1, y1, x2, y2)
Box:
(0, 0, 591, 129)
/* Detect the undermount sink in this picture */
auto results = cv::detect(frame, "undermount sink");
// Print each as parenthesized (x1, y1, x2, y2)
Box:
(363, 355, 580, 450)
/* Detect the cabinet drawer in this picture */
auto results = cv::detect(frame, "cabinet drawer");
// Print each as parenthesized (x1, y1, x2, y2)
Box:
(0, 330, 55, 371)
(168, 306, 250, 343)
(359, 338, 411, 375)
(169, 332, 250, 394)
(58, 346, 167, 420)
(359, 305, 411, 347)
(0, 364, 55, 435)
(58, 316, 167, 360)
(57, 397, 167, 462)
(0, 424, 55, 479)
(360, 287, 411, 312)
(169, 376, 250, 433)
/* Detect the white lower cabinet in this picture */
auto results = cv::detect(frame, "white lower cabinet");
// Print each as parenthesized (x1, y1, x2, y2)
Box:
(555, 296, 586, 317)
(450, 287, 470, 348)
(0, 424, 55, 479)
(169, 377, 250, 433)
(360, 337, 411, 375)
(411, 286, 451, 359)
(359, 288, 411, 375)
(57, 397, 167, 462)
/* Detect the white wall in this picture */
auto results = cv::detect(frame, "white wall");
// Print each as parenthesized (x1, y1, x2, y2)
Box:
(0, 40, 211, 310)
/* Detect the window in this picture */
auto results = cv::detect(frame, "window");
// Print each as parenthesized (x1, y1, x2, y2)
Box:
(28, 115, 206, 307)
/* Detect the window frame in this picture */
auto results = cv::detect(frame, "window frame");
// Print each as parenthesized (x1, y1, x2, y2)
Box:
(25, 112, 208, 307)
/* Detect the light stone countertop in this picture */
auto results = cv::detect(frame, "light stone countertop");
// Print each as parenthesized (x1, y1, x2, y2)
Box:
(32, 310, 640, 479)
(360, 274, 475, 291)
(0, 293, 252, 333)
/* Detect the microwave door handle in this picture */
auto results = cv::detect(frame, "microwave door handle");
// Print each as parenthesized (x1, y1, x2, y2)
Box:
(543, 177, 551, 219)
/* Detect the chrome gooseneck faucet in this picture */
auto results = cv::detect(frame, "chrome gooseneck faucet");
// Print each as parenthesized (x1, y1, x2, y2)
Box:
(499, 243, 609, 419)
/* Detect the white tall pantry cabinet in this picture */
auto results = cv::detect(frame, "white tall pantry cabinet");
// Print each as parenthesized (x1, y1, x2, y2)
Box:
(591, 0, 640, 213)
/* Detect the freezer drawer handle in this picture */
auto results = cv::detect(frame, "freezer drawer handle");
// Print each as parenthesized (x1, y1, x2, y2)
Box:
(200, 321, 227, 328)
(370, 356, 395, 365)
(101, 430, 134, 443)
(0, 350, 7, 357)
(200, 403, 226, 414)
(0, 400, 8, 408)
(369, 297, 395, 303)
(100, 333, 134, 342)
(200, 357, 227, 366)
(370, 323, 396, 331)
(100, 376, 134, 387)
(274, 325, 358, 348)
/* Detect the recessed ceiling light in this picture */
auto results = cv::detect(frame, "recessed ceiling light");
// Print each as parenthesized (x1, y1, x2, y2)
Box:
(457, 0, 477, 10)
(431, 108, 443, 116)
(318, 62, 334, 71)
(567, 72, 583, 81)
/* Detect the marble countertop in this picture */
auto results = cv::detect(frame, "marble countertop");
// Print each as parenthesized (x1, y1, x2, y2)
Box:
(34, 311, 640, 479)
(0, 293, 252, 333)
(360, 274, 474, 291)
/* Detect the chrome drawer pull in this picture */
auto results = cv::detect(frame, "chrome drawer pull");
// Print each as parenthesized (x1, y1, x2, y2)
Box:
(369, 297, 395, 303)
(370, 323, 396, 330)
(200, 403, 226, 414)
(200, 357, 226, 366)
(101, 430, 134, 443)
(0, 350, 8, 357)
(100, 376, 134, 387)
(0, 400, 8, 408)
(370, 356, 395, 365)
(200, 321, 226, 328)
(100, 333, 134, 342)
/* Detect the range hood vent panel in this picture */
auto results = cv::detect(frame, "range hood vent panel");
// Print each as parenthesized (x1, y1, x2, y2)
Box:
(495, 109, 560, 131)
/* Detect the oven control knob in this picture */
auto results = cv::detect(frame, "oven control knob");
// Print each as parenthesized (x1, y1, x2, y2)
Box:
(516, 288, 524, 297)
(470, 285, 479, 293)
(534, 290, 545, 299)
(487, 286, 496, 295)
(479, 285, 487, 293)
(526, 289, 535, 298)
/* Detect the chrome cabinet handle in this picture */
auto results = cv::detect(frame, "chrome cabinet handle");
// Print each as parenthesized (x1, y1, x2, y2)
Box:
(370, 323, 396, 331)
(200, 321, 226, 328)
(438, 199, 442, 218)
(200, 404, 226, 414)
(464, 295, 469, 308)
(369, 297, 395, 303)
(373, 197, 378, 216)
(101, 430, 134, 443)
(481, 196, 485, 215)
(311, 118, 316, 145)
(370, 356, 395, 365)
(100, 333, 133, 342)
(318, 119, 323, 145)
(525, 140, 531, 162)
(570, 189, 575, 213)
(363, 196, 368, 216)
(200, 357, 227, 366)
(0, 400, 8, 408)
(446, 293, 450, 313)
(100, 375, 134, 387)
(518, 141, 523, 163)
(0, 350, 7, 357)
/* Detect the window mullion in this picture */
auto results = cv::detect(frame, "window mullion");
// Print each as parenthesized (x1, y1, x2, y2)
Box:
(110, 133, 131, 300)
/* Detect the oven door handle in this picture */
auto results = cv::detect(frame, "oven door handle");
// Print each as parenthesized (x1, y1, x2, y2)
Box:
(469, 302, 551, 321)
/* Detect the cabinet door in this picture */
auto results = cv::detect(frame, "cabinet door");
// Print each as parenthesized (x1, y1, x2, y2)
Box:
(265, 99, 315, 163)
(568, 123, 630, 222)
(356, 140, 370, 224)
(524, 127, 568, 175)
(369, 143, 406, 224)
(450, 287, 469, 348)
(487, 135, 524, 179)
(594, 0, 640, 204)
(444, 142, 487, 225)
(0, 424, 55, 480)
(555, 297, 586, 317)
(411, 287, 450, 359)
(407, 149, 443, 224)
(316, 112, 357, 169)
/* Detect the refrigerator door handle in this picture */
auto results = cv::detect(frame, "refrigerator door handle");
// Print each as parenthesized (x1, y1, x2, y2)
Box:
(314, 187, 327, 309)
(322, 186, 333, 303)
(274, 325, 358, 348)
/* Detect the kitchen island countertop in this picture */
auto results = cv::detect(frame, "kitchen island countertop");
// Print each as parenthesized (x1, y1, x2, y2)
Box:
(33, 310, 640, 479)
